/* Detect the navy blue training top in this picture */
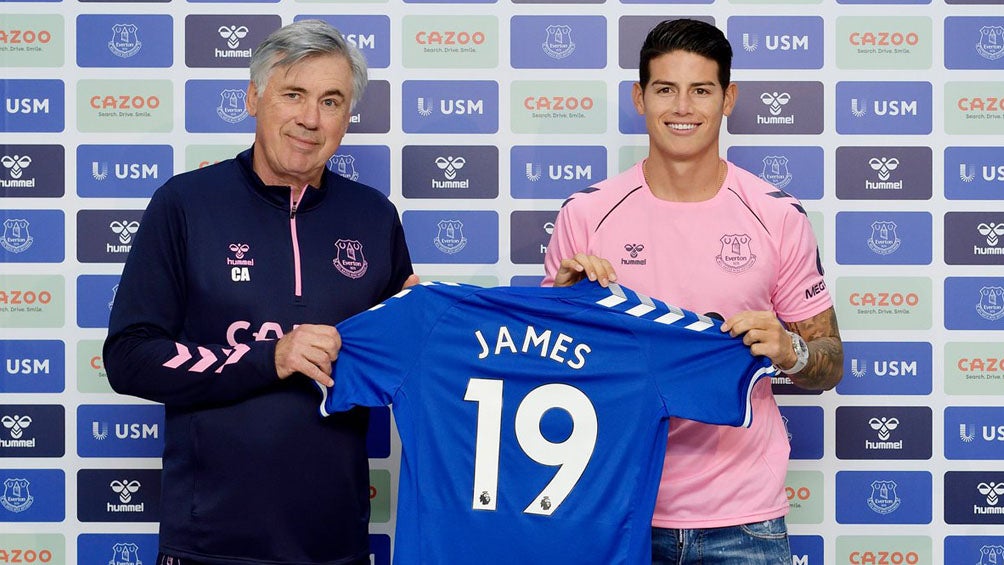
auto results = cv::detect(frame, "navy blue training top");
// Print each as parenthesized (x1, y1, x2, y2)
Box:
(104, 147, 413, 564)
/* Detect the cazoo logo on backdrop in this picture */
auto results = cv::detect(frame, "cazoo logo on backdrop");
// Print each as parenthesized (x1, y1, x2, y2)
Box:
(728, 16, 823, 69)
(77, 79, 172, 133)
(835, 276, 932, 330)
(944, 341, 1004, 396)
(834, 536, 932, 565)
(0, 14, 63, 67)
(836, 16, 932, 69)
(944, 81, 1004, 135)
(402, 15, 497, 68)
(512, 80, 606, 134)
(0, 274, 64, 329)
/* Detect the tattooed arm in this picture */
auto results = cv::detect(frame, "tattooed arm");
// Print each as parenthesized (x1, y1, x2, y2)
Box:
(785, 307, 844, 391)
(722, 306, 844, 391)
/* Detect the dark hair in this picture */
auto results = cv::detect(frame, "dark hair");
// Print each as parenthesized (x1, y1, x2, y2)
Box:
(638, 18, 732, 90)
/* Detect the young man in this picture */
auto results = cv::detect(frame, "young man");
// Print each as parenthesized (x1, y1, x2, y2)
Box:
(543, 18, 843, 564)
(104, 20, 415, 564)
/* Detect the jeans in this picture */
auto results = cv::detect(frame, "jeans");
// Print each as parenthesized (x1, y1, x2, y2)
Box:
(652, 517, 792, 565)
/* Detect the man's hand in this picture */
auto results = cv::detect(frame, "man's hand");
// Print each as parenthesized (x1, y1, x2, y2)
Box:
(274, 324, 342, 387)
(402, 273, 420, 290)
(554, 253, 617, 287)
(722, 307, 843, 391)
(720, 311, 793, 368)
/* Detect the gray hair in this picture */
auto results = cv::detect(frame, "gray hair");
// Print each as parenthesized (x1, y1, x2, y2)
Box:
(249, 19, 368, 110)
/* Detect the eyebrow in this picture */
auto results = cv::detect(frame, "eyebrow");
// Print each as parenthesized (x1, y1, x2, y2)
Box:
(649, 80, 719, 89)
(285, 85, 347, 100)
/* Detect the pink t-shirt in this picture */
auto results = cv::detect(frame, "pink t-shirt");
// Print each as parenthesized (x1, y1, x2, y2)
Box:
(543, 160, 832, 528)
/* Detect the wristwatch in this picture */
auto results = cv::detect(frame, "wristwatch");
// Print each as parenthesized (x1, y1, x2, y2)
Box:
(779, 331, 809, 375)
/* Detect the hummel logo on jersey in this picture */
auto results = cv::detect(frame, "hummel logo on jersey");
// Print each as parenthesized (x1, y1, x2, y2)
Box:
(621, 243, 646, 266)
(227, 243, 254, 282)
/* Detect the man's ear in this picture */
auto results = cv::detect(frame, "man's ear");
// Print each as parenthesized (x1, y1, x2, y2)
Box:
(722, 82, 738, 117)
(246, 81, 258, 117)
(632, 82, 645, 116)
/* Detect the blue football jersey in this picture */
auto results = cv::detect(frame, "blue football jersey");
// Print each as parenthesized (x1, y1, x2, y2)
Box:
(319, 281, 773, 565)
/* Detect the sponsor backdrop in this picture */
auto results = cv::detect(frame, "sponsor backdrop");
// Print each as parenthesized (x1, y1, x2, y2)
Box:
(0, 0, 1001, 562)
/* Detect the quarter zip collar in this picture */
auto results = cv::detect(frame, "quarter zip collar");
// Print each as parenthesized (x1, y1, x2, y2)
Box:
(236, 146, 329, 213)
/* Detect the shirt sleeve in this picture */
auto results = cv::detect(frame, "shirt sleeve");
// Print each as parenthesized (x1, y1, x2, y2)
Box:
(320, 284, 454, 416)
(542, 201, 586, 287)
(103, 186, 279, 409)
(772, 203, 832, 323)
(630, 297, 772, 427)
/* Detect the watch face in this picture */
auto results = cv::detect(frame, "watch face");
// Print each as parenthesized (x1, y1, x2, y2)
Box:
(794, 335, 807, 355)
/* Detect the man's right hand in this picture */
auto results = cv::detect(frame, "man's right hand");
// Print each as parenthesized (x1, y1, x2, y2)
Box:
(274, 324, 341, 387)
(554, 253, 617, 288)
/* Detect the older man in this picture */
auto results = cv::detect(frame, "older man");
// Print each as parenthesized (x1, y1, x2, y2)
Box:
(104, 20, 415, 565)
